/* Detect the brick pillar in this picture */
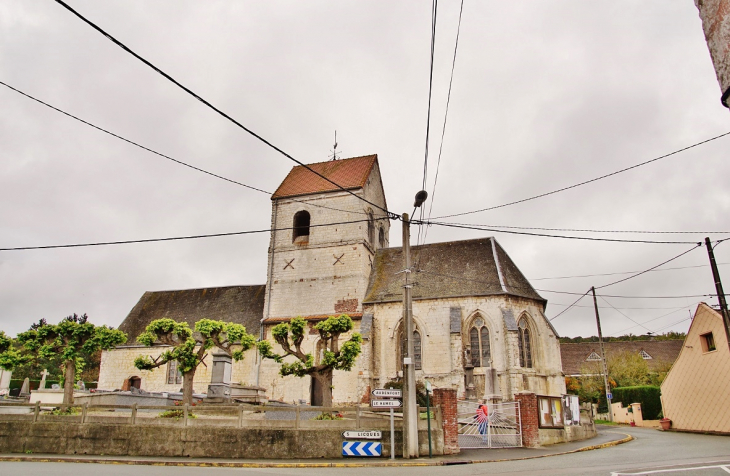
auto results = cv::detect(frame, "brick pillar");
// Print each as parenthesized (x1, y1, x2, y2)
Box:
(515, 391, 539, 447)
(432, 388, 459, 454)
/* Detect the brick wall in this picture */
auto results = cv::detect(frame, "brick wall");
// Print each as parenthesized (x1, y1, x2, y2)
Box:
(432, 388, 459, 454)
(515, 391, 539, 447)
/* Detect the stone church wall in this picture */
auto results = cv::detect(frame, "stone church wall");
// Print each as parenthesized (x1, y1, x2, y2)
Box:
(367, 295, 565, 401)
(99, 346, 258, 394)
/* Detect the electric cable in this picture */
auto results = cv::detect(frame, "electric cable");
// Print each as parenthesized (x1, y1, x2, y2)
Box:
(423, 0, 464, 246)
(417, 220, 708, 245)
(421, 0, 438, 193)
(531, 263, 728, 281)
(53, 0, 396, 220)
(549, 290, 590, 322)
(430, 221, 730, 235)
(598, 295, 654, 334)
(610, 304, 700, 336)
(0, 80, 372, 218)
(0, 217, 387, 251)
(594, 243, 702, 289)
(431, 131, 730, 220)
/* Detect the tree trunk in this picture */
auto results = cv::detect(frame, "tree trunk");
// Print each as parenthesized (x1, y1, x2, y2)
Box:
(63, 360, 76, 405)
(312, 368, 333, 408)
(182, 368, 196, 405)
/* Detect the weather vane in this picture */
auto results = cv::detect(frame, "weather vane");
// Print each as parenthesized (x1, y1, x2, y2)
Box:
(329, 130, 340, 161)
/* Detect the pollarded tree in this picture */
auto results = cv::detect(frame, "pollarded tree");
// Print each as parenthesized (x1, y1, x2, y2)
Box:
(257, 314, 362, 407)
(134, 318, 256, 405)
(0, 330, 24, 372)
(16, 314, 127, 404)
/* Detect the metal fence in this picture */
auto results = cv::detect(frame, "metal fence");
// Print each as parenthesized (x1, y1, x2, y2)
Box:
(457, 400, 522, 449)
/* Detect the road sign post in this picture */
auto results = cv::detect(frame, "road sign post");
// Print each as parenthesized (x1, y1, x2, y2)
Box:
(371, 389, 402, 459)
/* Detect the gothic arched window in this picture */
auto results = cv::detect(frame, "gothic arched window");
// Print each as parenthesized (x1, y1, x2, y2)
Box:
(468, 317, 491, 367)
(379, 227, 386, 248)
(398, 327, 423, 371)
(518, 317, 533, 368)
(293, 210, 310, 243)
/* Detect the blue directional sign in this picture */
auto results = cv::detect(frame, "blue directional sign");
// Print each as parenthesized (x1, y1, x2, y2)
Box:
(342, 441, 382, 457)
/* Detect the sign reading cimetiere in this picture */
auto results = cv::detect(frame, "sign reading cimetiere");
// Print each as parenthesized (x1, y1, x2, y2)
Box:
(371, 388, 402, 398)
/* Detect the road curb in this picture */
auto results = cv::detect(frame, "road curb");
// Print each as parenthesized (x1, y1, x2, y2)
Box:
(0, 434, 634, 468)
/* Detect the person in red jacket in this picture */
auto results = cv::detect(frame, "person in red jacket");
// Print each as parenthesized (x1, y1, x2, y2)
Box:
(476, 400, 489, 440)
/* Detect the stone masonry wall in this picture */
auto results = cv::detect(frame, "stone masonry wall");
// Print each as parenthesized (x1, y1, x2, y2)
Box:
(368, 295, 565, 401)
(695, 0, 730, 106)
(99, 346, 258, 394)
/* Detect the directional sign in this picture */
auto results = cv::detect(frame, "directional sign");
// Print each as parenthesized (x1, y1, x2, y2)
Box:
(371, 399, 402, 408)
(371, 388, 402, 398)
(342, 441, 382, 457)
(342, 430, 382, 440)
(606, 393, 613, 400)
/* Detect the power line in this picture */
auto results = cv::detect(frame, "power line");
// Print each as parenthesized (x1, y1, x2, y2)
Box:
(434, 221, 730, 235)
(424, 0, 464, 246)
(0, 80, 372, 218)
(0, 217, 387, 251)
(594, 243, 702, 289)
(419, 220, 706, 245)
(549, 290, 589, 322)
(54, 0, 396, 220)
(549, 302, 696, 310)
(610, 304, 700, 336)
(598, 295, 654, 334)
(432, 131, 730, 220)
(422, 0, 438, 193)
(651, 316, 693, 333)
(531, 263, 728, 281)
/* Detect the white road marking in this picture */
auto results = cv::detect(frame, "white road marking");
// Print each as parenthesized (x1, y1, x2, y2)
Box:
(612, 464, 730, 475)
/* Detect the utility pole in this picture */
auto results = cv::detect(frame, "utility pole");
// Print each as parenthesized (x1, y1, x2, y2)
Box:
(401, 212, 419, 458)
(591, 286, 612, 421)
(704, 237, 730, 352)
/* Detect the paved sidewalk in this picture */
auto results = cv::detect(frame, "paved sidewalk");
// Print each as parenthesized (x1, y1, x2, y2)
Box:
(0, 426, 633, 468)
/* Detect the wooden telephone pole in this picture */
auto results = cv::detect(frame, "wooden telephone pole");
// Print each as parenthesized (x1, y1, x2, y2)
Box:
(591, 286, 612, 421)
(704, 237, 730, 352)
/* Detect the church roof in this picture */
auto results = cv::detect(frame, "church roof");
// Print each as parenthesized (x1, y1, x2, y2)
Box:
(271, 154, 378, 199)
(363, 237, 545, 304)
(560, 340, 684, 376)
(118, 285, 266, 344)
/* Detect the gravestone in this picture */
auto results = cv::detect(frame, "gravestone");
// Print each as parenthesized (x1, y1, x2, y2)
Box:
(39, 369, 49, 390)
(19, 377, 30, 396)
(77, 380, 85, 391)
(51, 384, 60, 390)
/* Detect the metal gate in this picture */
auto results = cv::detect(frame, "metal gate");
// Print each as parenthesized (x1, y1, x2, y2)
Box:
(457, 400, 522, 448)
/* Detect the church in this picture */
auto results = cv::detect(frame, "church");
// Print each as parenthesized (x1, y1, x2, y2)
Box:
(99, 154, 566, 404)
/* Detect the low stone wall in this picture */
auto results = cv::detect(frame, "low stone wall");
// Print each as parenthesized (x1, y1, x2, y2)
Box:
(0, 420, 442, 458)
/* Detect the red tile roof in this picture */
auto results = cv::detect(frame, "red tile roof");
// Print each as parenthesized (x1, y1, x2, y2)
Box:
(271, 155, 378, 199)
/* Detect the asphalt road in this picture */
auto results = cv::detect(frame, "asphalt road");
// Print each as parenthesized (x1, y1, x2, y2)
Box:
(1, 426, 728, 475)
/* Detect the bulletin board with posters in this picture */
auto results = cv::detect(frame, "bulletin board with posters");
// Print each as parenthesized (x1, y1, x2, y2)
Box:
(537, 395, 564, 429)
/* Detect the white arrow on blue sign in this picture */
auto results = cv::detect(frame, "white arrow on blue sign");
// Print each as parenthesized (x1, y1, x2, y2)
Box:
(342, 441, 382, 457)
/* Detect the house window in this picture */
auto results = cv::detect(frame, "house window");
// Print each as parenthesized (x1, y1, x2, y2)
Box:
(518, 317, 533, 368)
(700, 332, 716, 353)
(293, 211, 310, 243)
(367, 211, 375, 246)
(399, 328, 423, 371)
(167, 360, 183, 385)
(586, 351, 602, 361)
(468, 319, 491, 367)
(638, 350, 652, 360)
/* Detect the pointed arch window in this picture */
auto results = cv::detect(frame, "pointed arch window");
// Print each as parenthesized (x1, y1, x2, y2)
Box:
(398, 327, 422, 371)
(293, 211, 310, 243)
(379, 227, 386, 248)
(517, 317, 533, 368)
(468, 316, 491, 367)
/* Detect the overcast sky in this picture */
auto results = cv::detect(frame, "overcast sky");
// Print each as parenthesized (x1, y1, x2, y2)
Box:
(1, 1, 728, 340)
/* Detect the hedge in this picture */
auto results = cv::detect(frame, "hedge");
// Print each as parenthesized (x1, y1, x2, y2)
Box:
(611, 386, 661, 420)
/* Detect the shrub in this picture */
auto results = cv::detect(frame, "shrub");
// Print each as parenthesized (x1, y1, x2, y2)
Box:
(611, 386, 662, 420)
(158, 409, 197, 419)
(313, 412, 343, 420)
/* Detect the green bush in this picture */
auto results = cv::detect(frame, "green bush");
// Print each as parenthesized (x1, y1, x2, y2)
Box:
(612, 386, 662, 420)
